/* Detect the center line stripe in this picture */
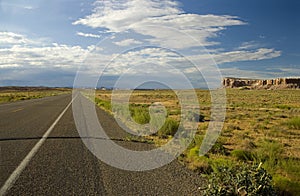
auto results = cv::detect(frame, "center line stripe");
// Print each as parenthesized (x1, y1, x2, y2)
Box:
(0, 96, 76, 196)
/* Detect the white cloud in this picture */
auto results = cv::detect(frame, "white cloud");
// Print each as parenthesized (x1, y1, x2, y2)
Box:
(95, 47, 281, 77)
(76, 31, 102, 38)
(0, 30, 283, 87)
(136, 13, 243, 36)
(73, 0, 245, 49)
(23, 6, 34, 10)
(0, 32, 281, 75)
(212, 48, 281, 63)
(87, 45, 104, 52)
(220, 66, 300, 80)
(73, 0, 182, 31)
(0, 32, 38, 46)
(113, 38, 142, 46)
(278, 67, 300, 78)
(0, 63, 21, 68)
(237, 41, 262, 50)
(0, 32, 92, 71)
(220, 67, 270, 79)
(0, 44, 88, 69)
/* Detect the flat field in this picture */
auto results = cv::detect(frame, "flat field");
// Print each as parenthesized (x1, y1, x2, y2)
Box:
(0, 87, 71, 104)
(95, 89, 300, 195)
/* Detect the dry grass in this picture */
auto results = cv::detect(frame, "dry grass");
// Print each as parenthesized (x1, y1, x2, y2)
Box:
(0, 87, 71, 104)
(96, 89, 299, 155)
(95, 88, 300, 195)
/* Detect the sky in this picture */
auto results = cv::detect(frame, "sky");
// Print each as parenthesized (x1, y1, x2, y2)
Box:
(0, 0, 299, 88)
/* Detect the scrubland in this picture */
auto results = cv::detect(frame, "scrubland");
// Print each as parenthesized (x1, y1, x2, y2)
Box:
(0, 87, 71, 104)
(95, 89, 300, 195)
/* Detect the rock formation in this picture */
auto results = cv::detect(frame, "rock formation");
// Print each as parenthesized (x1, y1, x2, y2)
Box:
(223, 77, 300, 89)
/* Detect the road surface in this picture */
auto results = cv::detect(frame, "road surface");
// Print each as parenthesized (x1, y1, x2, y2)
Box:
(0, 94, 205, 195)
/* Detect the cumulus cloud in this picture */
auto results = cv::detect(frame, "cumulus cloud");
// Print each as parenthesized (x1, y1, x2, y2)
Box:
(0, 29, 282, 87)
(73, 0, 245, 49)
(76, 31, 102, 38)
(0, 44, 88, 69)
(71, 0, 282, 74)
(73, 0, 182, 31)
(0, 31, 281, 74)
(0, 31, 95, 72)
(0, 32, 39, 46)
(113, 39, 142, 46)
(0, 32, 106, 86)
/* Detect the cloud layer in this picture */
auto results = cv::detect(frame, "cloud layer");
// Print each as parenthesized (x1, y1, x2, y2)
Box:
(73, 0, 245, 48)
(0, 28, 282, 87)
(0, 0, 285, 87)
(76, 31, 102, 38)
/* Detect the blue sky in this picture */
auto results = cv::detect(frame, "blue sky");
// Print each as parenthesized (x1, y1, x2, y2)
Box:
(0, 0, 299, 87)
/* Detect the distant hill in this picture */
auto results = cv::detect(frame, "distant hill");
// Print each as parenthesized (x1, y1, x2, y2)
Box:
(0, 86, 70, 92)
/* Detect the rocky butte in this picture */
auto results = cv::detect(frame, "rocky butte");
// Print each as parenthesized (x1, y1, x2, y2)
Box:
(222, 77, 300, 89)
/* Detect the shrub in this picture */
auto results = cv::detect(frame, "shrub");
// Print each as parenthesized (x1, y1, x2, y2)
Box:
(204, 163, 277, 196)
(158, 118, 179, 138)
(275, 104, 291, 110)
(209, 141, 228, 155)
(255, 140, 283, 166)
(186, 147, 212, 173)
(273, 175, 300, 196)
(231, 149, 256, 161)
(130, 107, 150, 125)
(286, 117, 300, 129)
(95, 98, 111, 111)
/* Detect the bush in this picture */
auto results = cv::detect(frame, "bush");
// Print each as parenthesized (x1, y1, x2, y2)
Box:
(186, 147, 212, 173)
(255, 140, 283, 166)
(276, 104, 291, 110)
(95, 98, 111, 111)
(286, 117, 300, 129)
(209, 141, 228, 155)
(204, 163, 277, 196)
(158, 118, 179, 138)
(273, 175, 300, 196)
(131, 107, 150, 125)
(231, 149, 255, 161)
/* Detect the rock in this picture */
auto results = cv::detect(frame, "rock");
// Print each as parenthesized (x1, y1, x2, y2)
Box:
(222, 77, 300, 89)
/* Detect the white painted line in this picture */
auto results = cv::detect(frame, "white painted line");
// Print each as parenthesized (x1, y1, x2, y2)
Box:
(0, 96, 76, 196)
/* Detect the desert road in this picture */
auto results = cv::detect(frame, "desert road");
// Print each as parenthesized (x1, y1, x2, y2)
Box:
(0, 94, 205, 195)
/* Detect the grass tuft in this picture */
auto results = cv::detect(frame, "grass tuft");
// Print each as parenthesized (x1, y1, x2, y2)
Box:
(158, 118, 179, 138)
(286, 117, 300, 129)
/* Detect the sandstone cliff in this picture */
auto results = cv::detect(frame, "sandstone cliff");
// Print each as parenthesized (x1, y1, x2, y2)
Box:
(223, 77, 300, 89)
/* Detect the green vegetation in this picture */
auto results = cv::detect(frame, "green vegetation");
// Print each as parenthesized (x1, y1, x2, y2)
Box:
(157, 118, 179, 138)
(231, 149, 255, 161)
(95, 97, 111, 111)
(130, 105, 150, 124)
(276, 104, 292, 110)
(204, 163, 277, 196)
(95, 89, 300, 195)
(286, 117, 300, 129)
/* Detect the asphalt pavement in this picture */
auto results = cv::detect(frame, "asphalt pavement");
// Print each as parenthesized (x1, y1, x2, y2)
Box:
(0, 94, 205, 195)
